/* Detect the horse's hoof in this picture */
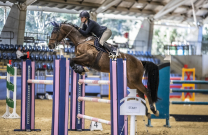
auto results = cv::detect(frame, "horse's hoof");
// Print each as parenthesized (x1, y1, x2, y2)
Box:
(147, 113, 151, 119)
(81, 72, 85, 75)
(154, 110, 159, 117)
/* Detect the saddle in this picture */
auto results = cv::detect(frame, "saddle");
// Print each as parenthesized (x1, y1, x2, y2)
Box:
(94, 38, 118, 54)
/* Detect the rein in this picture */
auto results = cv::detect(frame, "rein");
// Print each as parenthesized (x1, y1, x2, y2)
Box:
(49, 27, 73, 47)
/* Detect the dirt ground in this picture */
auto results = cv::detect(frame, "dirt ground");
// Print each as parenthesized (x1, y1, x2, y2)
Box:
(0, 94, 208, 135)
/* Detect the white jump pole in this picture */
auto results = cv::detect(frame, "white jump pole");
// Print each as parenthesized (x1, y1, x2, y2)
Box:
(0, 76, 7, 79)
(77, 114, 111, 125)
(78, 97, 110, 104)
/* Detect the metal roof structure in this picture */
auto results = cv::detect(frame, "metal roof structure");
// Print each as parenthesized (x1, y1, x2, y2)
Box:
(1, 0, 208, 24)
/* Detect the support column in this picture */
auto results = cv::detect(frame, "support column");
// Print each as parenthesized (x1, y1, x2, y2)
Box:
(133, 19, 154, 52)
(185, 26, 203, 55)
(89, 11, 97, 22)
(1, 4, 26, 45)
(17, 9, 27, 45)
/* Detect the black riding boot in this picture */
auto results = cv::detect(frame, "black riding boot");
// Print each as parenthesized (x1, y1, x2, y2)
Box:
(103, 43, 115, 55)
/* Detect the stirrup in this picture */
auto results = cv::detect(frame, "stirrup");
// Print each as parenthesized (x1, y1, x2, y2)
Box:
(108, 53, 117, 60)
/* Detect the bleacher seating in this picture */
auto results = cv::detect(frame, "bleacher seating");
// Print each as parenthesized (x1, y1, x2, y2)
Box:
(30, 54, 35, 61)
(28, 45, 32, 51)
(33, 46, 37, 51)
(17, 62, 21, 69)
(41, 63, 46, 68)
(37, 46, 41, 51)
(3, 53, 7, 59)
(14, 62, 18, 67)
(46, 46, 49, 52)
(48, 55, 52, 61)
(47, 63, 51, 70)
(0, 44, 5, 50)
(35, 54, 39, 60)
(35, 63, 41, 69)
(51, 63, 54, 69)
(7, 53, 12, 59)
(39, 55, 43, 61)
(15, 45, 19, 50)
(10, 44, 14, 50)
(23, 45, 28, 51)
(43, 54, 47, 61)
(52, 55, 56, 60)
(5, 44, 9, 50)
(42, 46, 46, 52)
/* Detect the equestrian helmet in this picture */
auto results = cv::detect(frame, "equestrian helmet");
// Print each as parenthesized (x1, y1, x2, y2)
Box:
(79, 11, 90, 18)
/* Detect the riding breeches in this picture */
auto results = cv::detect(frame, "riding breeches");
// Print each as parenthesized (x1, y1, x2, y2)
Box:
(99, 29, 112, 46)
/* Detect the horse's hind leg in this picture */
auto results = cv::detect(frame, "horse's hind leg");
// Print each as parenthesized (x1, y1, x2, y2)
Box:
(137, 90, 151, 119)
(134, 82, 159, 116)
(128, 83, 151, 119)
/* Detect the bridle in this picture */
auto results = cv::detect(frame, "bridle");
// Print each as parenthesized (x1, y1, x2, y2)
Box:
(49, 26, 73, 48)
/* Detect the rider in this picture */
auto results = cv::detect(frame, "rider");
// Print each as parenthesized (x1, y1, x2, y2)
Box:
(74, 11, 114, 55)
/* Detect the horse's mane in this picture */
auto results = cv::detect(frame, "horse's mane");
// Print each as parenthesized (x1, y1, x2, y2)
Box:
(61, 21, 76, 28)
(51, 21, 94, 39)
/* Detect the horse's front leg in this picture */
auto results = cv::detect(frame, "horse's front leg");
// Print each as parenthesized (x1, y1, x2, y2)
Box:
(70, 54, 91, 75)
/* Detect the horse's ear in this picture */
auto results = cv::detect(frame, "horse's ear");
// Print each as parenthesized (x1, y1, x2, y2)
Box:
(54, 22, 59, 27)
(51, 22, 55, 26)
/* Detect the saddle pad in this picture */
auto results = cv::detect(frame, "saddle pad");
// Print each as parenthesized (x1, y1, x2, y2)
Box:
(94, 38, 108, 53)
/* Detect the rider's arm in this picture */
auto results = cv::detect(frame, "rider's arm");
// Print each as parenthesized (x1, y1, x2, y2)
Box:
(79, 22, 94, 36)
(82, 23, 87, 30)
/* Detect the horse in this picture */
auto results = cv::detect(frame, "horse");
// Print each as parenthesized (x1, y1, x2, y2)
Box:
(48, 22, 160, 118)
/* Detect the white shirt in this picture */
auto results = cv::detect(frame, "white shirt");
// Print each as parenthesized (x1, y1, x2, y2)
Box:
(16, 50, 24, 59)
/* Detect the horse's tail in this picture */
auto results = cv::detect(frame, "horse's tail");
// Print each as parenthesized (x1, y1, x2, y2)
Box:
(141, 61, 159, 103)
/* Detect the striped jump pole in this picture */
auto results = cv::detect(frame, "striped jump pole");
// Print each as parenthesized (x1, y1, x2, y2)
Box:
(2, 64, 19, 119)
(27, 79, 53, 84)
(78, 79, 110, 85)
(69, 58, 128, 135)
(14, 60, 41, 132)
(78, 97, 110, 104)
(51, 58, 70, 135)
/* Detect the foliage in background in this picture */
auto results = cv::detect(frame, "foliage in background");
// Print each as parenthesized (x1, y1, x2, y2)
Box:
(152, 27, 188, 55)
(0, 7, 10, 32)
(203, 27, 208, 41)
(0, 7, 140, 46)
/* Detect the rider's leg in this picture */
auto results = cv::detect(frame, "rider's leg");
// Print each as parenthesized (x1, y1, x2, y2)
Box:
(99, 29, 114, 54)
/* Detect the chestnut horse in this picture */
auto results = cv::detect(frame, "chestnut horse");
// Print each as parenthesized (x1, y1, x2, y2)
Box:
(48, 22, 159, 118)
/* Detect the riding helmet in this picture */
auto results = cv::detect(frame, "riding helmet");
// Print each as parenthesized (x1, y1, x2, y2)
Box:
(79, 11, 90, 18)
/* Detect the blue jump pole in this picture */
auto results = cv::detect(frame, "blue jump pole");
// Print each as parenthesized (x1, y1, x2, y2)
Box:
(171, 80, 208, 84)
(171, 101, 208, 105)
(171, 89, 208, 93)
